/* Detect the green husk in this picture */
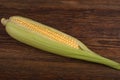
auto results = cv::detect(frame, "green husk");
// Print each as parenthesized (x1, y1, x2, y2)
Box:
(1, 16, 120, 70)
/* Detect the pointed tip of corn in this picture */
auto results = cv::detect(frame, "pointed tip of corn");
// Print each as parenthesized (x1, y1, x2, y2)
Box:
(1, 18, 8, 26)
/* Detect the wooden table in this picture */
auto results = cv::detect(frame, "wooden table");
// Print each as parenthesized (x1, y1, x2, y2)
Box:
(0, 0, 120, 80)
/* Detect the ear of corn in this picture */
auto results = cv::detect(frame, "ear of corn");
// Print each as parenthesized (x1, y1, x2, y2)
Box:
(10, 16, 81, 49)
(1, 16, 120, 70)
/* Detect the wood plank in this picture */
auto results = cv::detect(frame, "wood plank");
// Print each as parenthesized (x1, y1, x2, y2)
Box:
(0, 0, 120, 80)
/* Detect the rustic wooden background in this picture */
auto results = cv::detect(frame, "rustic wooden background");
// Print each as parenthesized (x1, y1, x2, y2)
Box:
(0, 0, 120, 80)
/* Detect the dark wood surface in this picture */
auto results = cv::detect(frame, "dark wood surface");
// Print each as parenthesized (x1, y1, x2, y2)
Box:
(0, 0, 120, 80)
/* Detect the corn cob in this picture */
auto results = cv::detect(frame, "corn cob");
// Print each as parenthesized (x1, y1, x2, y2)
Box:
(1, 16, 120, 70)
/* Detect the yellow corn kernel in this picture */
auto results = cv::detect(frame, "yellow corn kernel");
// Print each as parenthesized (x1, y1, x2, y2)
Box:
(10, 17, 79, 49)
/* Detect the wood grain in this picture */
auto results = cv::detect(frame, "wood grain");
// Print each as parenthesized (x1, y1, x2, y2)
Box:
(0, 0, 120, 80)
